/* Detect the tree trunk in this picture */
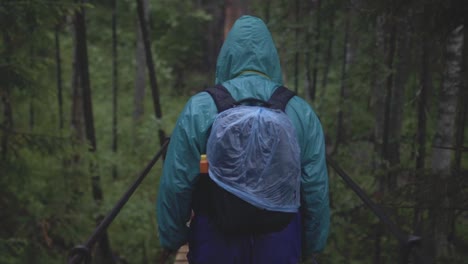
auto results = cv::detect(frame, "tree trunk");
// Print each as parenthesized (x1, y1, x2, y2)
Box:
(73, 4, 115, 263)
(429, 24, 464, 263)
(449, 20, 468, 258)
(136, 0, 166, 146)
(310, 0, 321, 102)
(293, 0, 300, 94)
(378, 12, 398, 263)
(203, 1, 224, 75)
(263, 0, 270, 24)
(1, 87, 13, 161)
(75, 12, 96, 152)
(454, 16, 468, 183)
(112, 0, 118, 179)
(413, 6, 432, 241)
(304, 0, 312, 101)
(371, 11, 391, 264)
(334, 5, 351, 155)
(174, 66, 185, 93)
(55, 27, 64, 130)
(69, 10, 87, 209)
(71, 24, 85, 143)
(28, 24, 35, 131)
(321, 10, 335, 93)
(381, 22, 397, 163)
(224, 0, 247, 39)
(1, 32, 13, 161)
(29, 91, 35, 131)
(415, 35, 430, 172)
(133, 0, 148, 123)
(390, 13, 412, 182)
(372, 14, 387, 161)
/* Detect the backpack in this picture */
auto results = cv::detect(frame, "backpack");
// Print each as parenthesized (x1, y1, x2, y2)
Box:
(192, 85, 301, 235)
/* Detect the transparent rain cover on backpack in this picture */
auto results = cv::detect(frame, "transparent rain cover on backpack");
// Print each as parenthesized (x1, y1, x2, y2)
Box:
(207, 105, 301, 212)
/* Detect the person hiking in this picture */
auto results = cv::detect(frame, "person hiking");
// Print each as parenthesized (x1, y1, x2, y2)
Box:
(156, 15, 330, 264)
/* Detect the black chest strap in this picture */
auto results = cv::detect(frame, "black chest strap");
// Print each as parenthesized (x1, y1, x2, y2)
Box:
(204, 85, 295, 113)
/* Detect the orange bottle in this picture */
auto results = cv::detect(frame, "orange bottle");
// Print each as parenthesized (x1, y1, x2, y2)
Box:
(200, 154, 209, 174)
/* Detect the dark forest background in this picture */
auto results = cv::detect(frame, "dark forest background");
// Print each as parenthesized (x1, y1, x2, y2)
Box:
(0, 0, 467, 263)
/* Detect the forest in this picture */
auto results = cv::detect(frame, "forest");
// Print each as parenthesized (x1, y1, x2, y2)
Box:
(1, 0, 467, 263)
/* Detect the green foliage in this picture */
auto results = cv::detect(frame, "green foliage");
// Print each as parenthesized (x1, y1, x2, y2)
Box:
(150, 0, 213, 94)
(152, 0, 211, 63)
(0, 0, 74, 92)
(0, 0, 188, 263)
(1, 0, 467, 263)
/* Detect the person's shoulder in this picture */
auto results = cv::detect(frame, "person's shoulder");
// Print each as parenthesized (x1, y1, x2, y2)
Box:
(179, 89, 218, 118)
(287, 95, 315, 113)
(185, 89, 215, 106)
(286, 95, 324, 124)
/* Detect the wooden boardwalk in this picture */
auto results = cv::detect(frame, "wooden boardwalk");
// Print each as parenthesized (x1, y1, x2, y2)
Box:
(173, 244, 189, 264)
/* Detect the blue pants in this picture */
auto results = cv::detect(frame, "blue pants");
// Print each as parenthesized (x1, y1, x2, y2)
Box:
(187, 213, 302, 264)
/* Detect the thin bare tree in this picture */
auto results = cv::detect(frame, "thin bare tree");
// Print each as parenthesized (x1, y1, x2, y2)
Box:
(294, 0, 300, 94)
(1, 32, 13, 160)
(111, 0, 118, 179)
(413, 5, 432, 241)
(133, 0, 148, 123)
(55, 26, 64, 130)
(73, 3, 115, 262)
(224, 0, 248, 39)
(310, 0, 321, 101)
(321, 11, 335, 92)
(429, 24, 464, 262)
(136, 0, 166, 146)
(334, 4, 351, 155)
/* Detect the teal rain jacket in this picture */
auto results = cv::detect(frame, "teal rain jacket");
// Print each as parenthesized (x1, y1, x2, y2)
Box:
(157, 15, 330, 255)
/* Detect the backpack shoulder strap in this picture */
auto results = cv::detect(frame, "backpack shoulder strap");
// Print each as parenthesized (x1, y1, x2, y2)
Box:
(205, 85, 236, 113)
(268, 86, 296, 112)
(206, 85, 295, 113)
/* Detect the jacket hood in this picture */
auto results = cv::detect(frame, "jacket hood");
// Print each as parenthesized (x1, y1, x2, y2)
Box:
(215, 15, 283, 85)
